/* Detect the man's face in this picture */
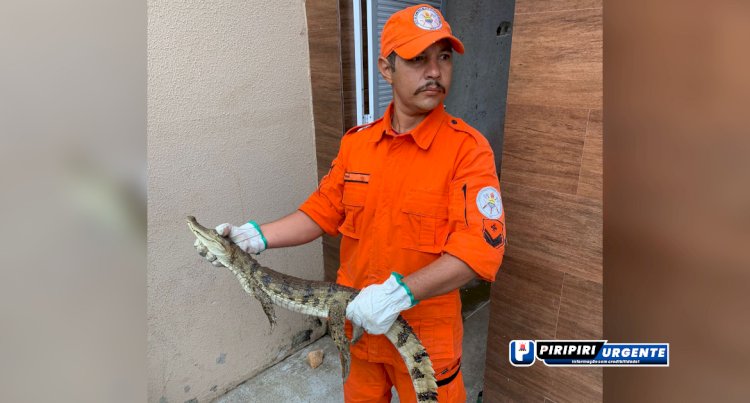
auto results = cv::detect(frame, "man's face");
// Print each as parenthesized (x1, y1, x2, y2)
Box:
(380, 40, 453, 115)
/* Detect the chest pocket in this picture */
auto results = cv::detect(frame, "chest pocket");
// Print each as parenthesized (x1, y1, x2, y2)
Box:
(338, 184, 367, 239)
(399, 190, 449, 253)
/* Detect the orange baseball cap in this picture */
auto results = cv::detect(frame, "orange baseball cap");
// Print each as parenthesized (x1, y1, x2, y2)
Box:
(380, 4, 465, 59)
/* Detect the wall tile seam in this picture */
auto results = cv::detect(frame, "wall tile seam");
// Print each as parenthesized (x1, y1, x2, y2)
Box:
(500, 178, 600, 201)
(573, 108, 595, 195)
(515, 7, 603, 16)
(503, 248, 602, 274)
(553, 272, 569, 339)
(503, 102, 602, 112)
(500, 117, 599, 188)
(552, 272, 605, 340)
(507, 260, 602, 285)
(499, 255, 602, 290)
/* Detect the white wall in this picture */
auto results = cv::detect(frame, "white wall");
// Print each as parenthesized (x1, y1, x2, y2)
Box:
(147, 1, 325, 401)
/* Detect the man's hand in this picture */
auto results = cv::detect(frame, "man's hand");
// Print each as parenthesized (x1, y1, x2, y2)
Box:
(346, 273, 417, 335)
(194, 221, 268, 267)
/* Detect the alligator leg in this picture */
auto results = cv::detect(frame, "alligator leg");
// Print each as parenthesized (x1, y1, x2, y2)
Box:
(328, 301, 351, 381)
(253, 288, 277, 332)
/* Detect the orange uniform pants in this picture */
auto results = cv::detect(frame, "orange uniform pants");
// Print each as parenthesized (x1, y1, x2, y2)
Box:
(343, 355, 466, 403)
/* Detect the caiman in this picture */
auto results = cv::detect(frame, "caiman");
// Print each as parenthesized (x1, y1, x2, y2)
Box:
(187, 216, 438, 402)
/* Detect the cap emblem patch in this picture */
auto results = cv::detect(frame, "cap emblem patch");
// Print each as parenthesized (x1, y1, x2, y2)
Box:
(413, 7, 442, 31)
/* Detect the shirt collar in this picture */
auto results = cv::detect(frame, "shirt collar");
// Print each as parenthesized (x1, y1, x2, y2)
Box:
(369, 102, 447, 150)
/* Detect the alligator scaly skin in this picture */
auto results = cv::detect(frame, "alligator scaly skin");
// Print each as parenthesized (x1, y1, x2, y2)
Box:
(187, 216, 438, 402)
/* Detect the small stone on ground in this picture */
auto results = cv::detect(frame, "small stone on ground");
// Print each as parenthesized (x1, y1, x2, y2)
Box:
(307, 349, 324, 368)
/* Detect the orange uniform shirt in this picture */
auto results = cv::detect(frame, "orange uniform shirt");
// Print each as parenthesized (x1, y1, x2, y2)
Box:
(299, 102, 505, 369)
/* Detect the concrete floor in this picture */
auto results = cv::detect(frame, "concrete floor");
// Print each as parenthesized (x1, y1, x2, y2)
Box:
(214, 303, 489, 403)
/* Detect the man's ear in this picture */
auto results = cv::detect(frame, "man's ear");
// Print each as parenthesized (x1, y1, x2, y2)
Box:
(378, 56, 394, 84)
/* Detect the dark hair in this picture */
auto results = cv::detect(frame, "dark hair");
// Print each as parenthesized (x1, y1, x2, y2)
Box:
(387, 51, 397, 72)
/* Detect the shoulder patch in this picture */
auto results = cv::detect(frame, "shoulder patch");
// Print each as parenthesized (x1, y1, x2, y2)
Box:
(476, 186, 503, 219)
(345, 117, 383, 136)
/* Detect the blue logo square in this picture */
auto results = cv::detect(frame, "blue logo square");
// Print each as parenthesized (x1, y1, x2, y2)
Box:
(509, 340, 535, 366)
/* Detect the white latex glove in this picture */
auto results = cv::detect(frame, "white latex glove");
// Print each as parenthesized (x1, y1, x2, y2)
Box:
(194, 221, 267, 267)
(215, 221, 267, 254)
(346, 273, 417, 335)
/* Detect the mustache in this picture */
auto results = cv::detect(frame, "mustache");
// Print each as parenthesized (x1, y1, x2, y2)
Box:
(414, 81, 445, 94)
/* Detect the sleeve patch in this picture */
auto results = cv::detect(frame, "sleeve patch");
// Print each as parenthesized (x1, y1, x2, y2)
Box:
(482, 219, 505, 248)
(476, 186, 503, 219)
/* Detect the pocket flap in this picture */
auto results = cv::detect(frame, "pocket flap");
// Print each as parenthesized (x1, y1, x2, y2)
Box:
(401, 190, 448, 218)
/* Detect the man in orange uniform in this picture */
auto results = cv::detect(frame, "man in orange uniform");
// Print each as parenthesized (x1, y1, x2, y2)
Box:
(200, 4, 505, 402)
